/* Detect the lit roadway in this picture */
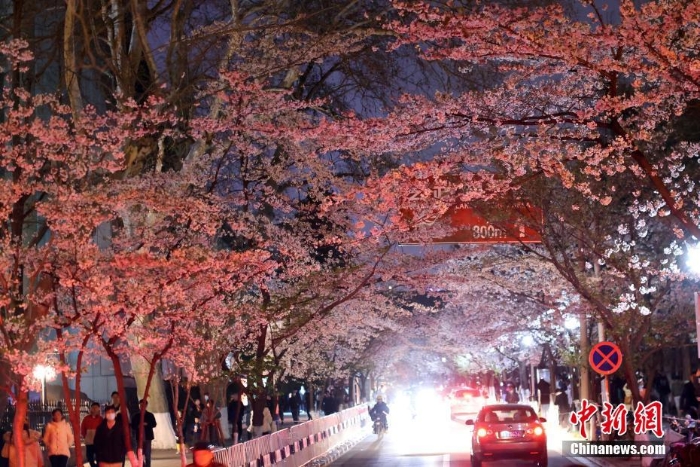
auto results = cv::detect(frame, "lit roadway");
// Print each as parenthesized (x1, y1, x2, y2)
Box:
(330, 398, 603, 467)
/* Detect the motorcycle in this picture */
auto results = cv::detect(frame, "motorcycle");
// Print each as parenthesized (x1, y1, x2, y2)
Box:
(372, 412, 388, 438)
(651, 417, 700, 466)
(655, 437, 700, 466)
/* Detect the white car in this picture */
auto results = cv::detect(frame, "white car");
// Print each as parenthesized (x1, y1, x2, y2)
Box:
(450, 388, 485, 419)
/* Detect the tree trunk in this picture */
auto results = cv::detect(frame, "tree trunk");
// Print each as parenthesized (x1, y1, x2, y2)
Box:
(132, 354, 177, 448)
(105, 348, 137, 467)
(170, 376, 190, 467)
(0, 361, 10, 425)
(620, 340, 642, 404)
(59, 347, 84, 467)
(12, 380, 28, 467)
(63, 0, 83, 118)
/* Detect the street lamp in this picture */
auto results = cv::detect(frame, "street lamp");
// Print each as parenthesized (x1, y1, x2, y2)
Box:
(33, 364, 57, 405)
(564, 316, 579, 331)
(688, 243, 700, 274)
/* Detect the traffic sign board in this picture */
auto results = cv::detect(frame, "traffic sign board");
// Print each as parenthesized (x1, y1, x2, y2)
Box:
(589, 342, 622, 376)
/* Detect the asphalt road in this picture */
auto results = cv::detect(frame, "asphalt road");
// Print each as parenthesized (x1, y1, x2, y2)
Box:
(329, 401, 599, 467)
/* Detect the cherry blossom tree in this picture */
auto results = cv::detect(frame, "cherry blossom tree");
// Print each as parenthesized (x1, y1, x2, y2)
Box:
(333, 0, 700, 400)
(0, 45, 174, 465)
(388, 0, 700, 232)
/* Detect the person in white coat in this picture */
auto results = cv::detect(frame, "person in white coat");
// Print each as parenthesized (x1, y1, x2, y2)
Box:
(4, 424, 43, 467)
(43, 409, 74, 467)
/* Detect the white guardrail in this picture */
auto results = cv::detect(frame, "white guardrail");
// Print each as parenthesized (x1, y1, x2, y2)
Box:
(213, 405, 371, 467)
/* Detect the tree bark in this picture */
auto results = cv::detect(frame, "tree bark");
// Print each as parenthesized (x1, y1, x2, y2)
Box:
(12, 380, 28, 467)
(105, 348, 138, 467)
(58, 346, 84, 467)
(131, 354, 177, 448)
(63, 0, 83, 118)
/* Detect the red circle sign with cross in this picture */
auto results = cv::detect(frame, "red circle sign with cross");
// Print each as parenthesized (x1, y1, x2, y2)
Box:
(589, 341, 623, 376)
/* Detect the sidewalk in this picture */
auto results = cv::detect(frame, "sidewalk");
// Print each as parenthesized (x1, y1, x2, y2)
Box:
(131, 450, 185, 467)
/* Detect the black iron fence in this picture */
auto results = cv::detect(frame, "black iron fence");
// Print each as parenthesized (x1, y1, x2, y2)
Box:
(1, 400, 95, 434)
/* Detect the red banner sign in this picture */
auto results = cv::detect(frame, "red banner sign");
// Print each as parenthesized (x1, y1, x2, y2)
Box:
(399, 185, 542, 245)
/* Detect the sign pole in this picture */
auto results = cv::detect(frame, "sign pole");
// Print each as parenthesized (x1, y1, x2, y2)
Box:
(598, 322, 609, 406)
(588, 341, 623, 441)
(695, 292, 700, 359)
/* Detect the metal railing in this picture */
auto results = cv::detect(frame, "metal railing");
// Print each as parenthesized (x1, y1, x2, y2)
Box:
(1, 400, 95, 434)
(213, 405, 371, 467)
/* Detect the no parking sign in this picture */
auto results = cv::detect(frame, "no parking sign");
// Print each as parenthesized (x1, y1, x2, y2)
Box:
(588, 341, 622, 376)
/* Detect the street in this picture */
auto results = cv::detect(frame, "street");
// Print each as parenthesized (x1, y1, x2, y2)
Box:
(330, 400, 597, 467)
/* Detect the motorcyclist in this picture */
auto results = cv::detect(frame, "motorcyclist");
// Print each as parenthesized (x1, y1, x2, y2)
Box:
(370, 395, 390, 432)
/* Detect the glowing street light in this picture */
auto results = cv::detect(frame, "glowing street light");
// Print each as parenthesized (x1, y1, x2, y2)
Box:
(564, 316, 580, 331)
(688, 243, 700, 275)
(33, 364, 57, 405)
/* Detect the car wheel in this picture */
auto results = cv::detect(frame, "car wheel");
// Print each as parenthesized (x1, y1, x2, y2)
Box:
(535, 455, 548, 467)
(471, 454, 482, 467)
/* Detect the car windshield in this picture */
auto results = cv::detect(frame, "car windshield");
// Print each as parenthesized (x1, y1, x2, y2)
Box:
(479, 407, 537, 423)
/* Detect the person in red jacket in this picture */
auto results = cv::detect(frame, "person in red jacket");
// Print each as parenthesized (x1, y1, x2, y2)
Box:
(187, 442, 225, 467)
(80, 403, 103, 467)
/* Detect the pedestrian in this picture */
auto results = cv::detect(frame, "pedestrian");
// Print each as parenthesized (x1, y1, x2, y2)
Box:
(305, 390, 313, 420)
(186, 398, 203, 444)
(680, 374, 698, 418)
(200, 399, 224, 445)
(265, 394, 279, 427)
(671, 374, 684, 415)
(5, 423, 43, 467)
(623, 383, 634, 411)
(112, 391, 129, 422)
(94, 405, 127, 467)
(322, 391, 338, 415)
(289, 390, 301, 422)
(43, 409, 74, 467)
(504, 382, 520, 403)
(130, 399, 157, 467)
(554, 383, 570, 430)
(248, 395, 268, 439)
(186, 442, 226, 467)
(692, 368, 700, 403)
(536, 378, 551, 417)
(653, 373, 671, 413)
(277, 394, 286, 424)
(227, 393, 242, 444)
(261, 407, 275, 435)
(81, 402, 103, 467)
(240, 394, 251, 443)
